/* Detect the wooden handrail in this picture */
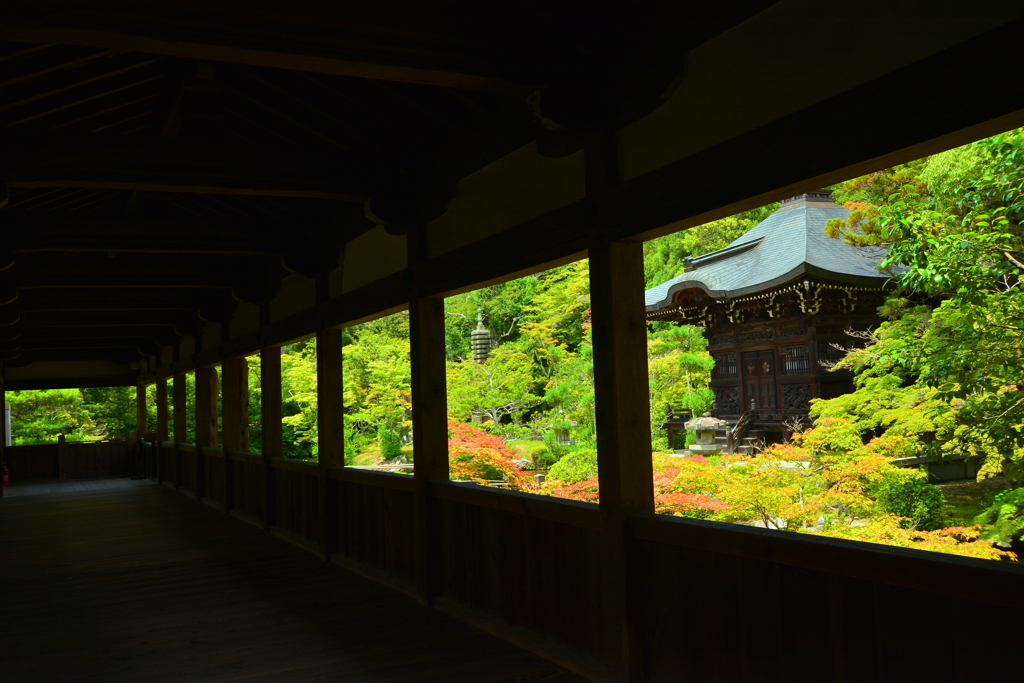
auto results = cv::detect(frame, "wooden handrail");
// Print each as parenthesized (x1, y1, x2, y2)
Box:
(330, 466, 416, 492)
(726, 409, 757, 454)
(432, 480, 601, 530)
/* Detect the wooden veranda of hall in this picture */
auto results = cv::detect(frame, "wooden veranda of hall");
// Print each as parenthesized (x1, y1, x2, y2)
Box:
(0, 483, 587, 683)
(2, 2, 1024, 681)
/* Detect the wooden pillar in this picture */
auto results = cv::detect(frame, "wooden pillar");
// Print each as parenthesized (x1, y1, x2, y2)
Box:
(57, 434, 68, 482)
(0, 381, 5, 499)
(589, 232, 654, 682)
(172, 372, 187, 490)
(135, 384, 147, 477)
(195, 365, 218, 499)
(135, 384, 147, 434)
(316, 326, 344, 560)
(261, 345, 282, 531)
(195, 366, 218, 448)
(222, 357, 247, 514)
(155, 379, 169, 442)
(155, 379, 168, 482)
(410, 294, 449, 605)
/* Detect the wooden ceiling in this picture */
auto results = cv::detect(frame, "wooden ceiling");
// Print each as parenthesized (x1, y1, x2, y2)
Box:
(2, 2, 1024, 388)
(0, 1, 777, 370)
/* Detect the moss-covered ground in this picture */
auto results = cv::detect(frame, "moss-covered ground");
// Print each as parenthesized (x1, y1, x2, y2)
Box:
(937, 476, 1007, 527)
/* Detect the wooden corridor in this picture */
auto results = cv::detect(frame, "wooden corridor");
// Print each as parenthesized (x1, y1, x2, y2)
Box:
(0, 483, 588, 683)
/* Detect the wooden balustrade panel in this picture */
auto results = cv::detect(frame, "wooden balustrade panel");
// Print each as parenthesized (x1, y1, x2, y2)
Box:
(437, 497, 604, 657)
(4, 445, 58, 480)
(274, 467, 321, 546)
(64, 442, 131, 479)
(179, 449, 198, 494)
(232, 458, 265, 521)
(159, 445, 174, 484)
(203, 451, 227, 506)
(631, 514, 1024, 682)
(336, 479, 415, 586)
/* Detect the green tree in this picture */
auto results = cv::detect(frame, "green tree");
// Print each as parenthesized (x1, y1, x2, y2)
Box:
(825, 128, 1024, 486)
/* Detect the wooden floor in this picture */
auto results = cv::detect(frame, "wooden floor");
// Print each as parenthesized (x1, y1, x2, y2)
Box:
(0, 482, 590, 683)
(3, 476, 150, 497)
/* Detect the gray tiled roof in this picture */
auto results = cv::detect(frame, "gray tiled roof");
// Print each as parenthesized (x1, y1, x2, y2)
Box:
(645, 198, 890, 311)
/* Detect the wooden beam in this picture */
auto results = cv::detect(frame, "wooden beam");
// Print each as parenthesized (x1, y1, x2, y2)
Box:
(261, 342, 282, 532)
(1, 375, 136, 391)
(4, 137, 376, 201)
(409, 294, 449, 605)
(19, 310, 194, 329)
(9, 217, 279, 255)
(11, 288, 230, 312)
(0, 23, 528, 97)
(588, 232, 653, 682)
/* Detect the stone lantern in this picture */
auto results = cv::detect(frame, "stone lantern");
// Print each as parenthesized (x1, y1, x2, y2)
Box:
(684, 412, 727, 455)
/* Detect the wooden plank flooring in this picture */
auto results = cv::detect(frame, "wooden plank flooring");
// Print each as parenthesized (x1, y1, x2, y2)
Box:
(0, 483, 590, 683)
(3, 476, 150, 497)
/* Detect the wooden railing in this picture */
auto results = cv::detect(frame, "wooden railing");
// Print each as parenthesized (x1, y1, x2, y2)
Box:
(5, 439, 132, 481)
(726, 408, 758, 454)
(144, 437, 1024, 683)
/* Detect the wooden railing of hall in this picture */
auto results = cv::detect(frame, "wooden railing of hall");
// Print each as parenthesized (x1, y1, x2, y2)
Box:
(142, 434, 1024, 683)
(130, 240, 1021, 683)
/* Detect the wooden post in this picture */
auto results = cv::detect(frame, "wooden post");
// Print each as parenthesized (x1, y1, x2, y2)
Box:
(57, 434, 68, 481)
(410, 294, 449, 605)
(135, 384, 147, 476)
(135, 384, 147, 434)
(221, 357, 247, 514)
(195, 365, 218, 499)
(0, 381, 5, 499)
(195, 366, 219, 448)
(261, 344, 282, 531)
(589, 232, 654, 682)
(155, 379, 168, 481)
(317, 326, 344, 560)
(172, 372, 187, 490)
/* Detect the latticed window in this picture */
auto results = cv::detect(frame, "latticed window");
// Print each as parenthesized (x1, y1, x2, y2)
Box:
(817, 341, 847, 366)
(782, 344, 811, 374)
(713, 352, 737, 378)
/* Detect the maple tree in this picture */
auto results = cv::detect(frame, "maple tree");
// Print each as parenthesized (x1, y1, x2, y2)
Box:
(447, 420, 532, 491)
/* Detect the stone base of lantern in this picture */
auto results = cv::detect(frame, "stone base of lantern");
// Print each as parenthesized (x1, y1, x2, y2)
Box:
(688, 443, 724, 455)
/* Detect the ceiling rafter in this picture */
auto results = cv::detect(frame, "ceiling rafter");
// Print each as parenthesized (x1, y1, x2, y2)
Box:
(0, 56, 162, 113)
(232, 67, 367, 147)
(91, 109, 154, 133)
(10, 75, 162, 126)
(225, 86, 348, 150)
(0, 47, 119, 88)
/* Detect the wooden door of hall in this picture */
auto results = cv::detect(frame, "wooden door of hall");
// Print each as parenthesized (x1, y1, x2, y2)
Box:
(742, 350, 777, 410)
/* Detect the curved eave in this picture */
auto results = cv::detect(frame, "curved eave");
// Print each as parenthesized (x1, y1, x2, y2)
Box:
(645, 263, 891, 314)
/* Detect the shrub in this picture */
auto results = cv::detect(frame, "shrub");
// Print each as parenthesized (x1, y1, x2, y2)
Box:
(875, 469, 945, 530)
(530, 444, 557, 469)
(974, 488, 1024, 548)
(547, 448, 598, 484)
(377, 426, 403, 460)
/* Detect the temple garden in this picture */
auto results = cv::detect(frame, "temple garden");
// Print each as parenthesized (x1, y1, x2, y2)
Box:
(6, 128, 1024, 564)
